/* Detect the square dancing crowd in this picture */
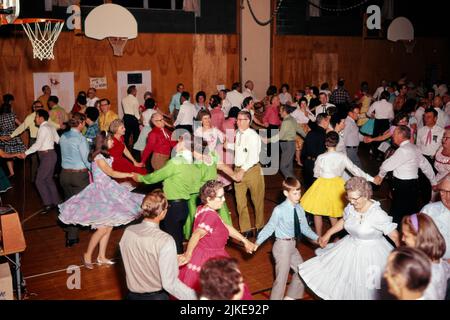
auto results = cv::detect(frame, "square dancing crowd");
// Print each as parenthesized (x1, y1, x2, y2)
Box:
(0, 76, 449, 300)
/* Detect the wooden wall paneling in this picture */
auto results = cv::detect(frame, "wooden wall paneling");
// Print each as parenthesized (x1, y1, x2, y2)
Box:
(193, 34, 239, 99)
(273, 35, 449, 97)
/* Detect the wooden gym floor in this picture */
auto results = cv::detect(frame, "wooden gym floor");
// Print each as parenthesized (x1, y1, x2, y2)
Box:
(1, 144, 392, 300)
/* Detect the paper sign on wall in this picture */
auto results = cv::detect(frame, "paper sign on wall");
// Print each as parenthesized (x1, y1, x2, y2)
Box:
(90, 77, 107, 90)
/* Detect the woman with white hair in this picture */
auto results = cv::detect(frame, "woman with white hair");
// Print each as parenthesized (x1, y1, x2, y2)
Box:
(299, 176, 400, 300)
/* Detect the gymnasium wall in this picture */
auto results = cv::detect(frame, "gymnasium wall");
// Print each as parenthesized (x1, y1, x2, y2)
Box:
(0, 32, 239, 122)
(272, 35, 449, 96)
(0, 31, 448, 127)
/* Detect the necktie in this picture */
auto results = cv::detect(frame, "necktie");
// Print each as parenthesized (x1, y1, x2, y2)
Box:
(426, 129, 432, 145)
(294, 207, 301, 240)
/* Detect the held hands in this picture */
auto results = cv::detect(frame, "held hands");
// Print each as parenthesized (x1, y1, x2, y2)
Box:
(242, 239, 257, 254)
(318, 235, 330, 248)
(235, 169, 245, 182)
(17, 152, 26, 160)
(134, 162, 145, 168)
(373, 175, 383, 186)
(0, 136, 11, 142)
(131, 173, 141, 182)
(177, 253, 191, 266)
(363, 136, 372, 144)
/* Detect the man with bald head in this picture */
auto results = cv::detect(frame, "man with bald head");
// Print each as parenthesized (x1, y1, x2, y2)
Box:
(421, 173, 450, 299)
(421, 173, 450, 261)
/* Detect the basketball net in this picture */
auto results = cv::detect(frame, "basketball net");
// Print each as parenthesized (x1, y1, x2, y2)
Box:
(19, 19, 65, 60)
(400, 39, 416, 54)
(107, 37, 128, 56)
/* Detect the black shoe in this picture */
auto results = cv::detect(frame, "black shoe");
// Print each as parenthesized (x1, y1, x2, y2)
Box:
(66, 238, 79, 248)
(40, 205, 54, 214)
(242, 231, 254, 239)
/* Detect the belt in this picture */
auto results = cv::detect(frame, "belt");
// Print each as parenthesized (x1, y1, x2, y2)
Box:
(168, 199, 187, 203)
(38, 149, 53, 153)
(62, 168, 88, 173)
(276, 238, 296, 241)
(346, 146, 358, 149)
(235, 163, 260, 171)
(129, 290, 165, 296)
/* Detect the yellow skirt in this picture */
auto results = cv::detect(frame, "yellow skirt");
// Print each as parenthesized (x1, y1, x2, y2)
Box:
(300, 177, 346, 218)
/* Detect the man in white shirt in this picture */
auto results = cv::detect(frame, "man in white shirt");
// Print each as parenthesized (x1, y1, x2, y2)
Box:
(226, 82, 245, 109)
(343, 105, 363, 168)
(219, 89, 233, 117)
(242, 80, 256, 101)
(416, 108, 444, 204)
(373, 80, 388, 101)
(315, 92, 336, 116)
(374, 125, 436, 225)
(174, 91, 196, 134)
(417, 109, 445, 159)
(119, 190, 197, 300)
(433, 96, 449, 129)
(122, 85, 141, 152)
(367, 91, 394, 158)
(86, 87, 99, 107)
(233, 111, 265, 238)
(168, 83, 184, 117)
(20, 109, 61, 213)
(422, 173, 450, 300)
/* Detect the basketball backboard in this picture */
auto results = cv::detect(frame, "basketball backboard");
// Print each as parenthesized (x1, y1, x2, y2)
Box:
(84, 3, 138, 56)
(0, 0, 19, 24)
(387, 17, 414, 42)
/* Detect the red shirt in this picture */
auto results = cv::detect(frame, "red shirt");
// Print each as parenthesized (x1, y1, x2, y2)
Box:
(210, 108, 225, 132)
(141, 127, 177, 163)
(263, 104, 281, 126)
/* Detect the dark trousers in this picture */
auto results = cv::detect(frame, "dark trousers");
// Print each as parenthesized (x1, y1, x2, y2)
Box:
(36, 150, 61, 206)
(418, 155, 435, 205)
(60, 170, 90, 240)
(126, 290, 169, 300)
(160, 199, 189, 254)
(302, 158, 316, 190)
(391, 177, 419, 226)
(372, 119, 390, 156)
(123, 114, 140, 149)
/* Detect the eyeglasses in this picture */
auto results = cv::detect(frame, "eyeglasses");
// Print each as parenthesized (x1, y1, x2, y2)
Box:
(346, 195, 362, 202)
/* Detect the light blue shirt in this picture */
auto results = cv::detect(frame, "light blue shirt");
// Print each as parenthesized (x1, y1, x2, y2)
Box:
(422, 201, 450, 259)
(60, 128, 91, 170)
(256, 199, 318, 245)
(169, 92, 182, 113)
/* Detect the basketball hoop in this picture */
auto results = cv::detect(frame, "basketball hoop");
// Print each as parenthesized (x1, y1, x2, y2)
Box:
(400, 39, 416, 54)
(13, 18, 64, 60)
(108, 36, 128, 56)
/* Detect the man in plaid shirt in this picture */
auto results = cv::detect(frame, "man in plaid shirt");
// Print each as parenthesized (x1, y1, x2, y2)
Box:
(84, 107, 100, 147)
(330, 79, 352, 106)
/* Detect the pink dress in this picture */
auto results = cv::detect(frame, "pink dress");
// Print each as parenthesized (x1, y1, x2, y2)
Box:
(179, 206, 253, 299)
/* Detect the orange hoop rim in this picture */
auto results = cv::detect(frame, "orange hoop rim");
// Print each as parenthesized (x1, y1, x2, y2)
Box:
(12, 18, 65, 25)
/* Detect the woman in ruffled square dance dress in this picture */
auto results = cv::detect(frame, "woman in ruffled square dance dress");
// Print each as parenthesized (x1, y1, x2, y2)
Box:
(299, 177, 400, 299)
(59, 133, 144, 268)
(178, 180, 257, 299)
